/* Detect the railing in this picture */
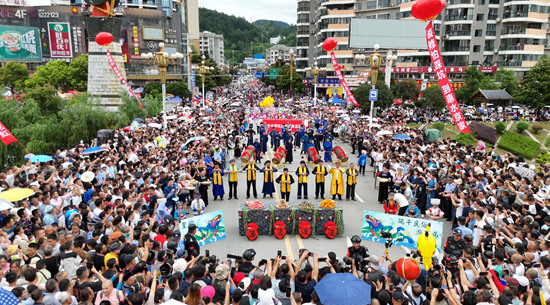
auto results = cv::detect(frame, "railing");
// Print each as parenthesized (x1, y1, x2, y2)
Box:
(487, 14, 499, 20)
(486, 31, 497, 36)
(501, 28, 526, 35)
(503, 12, 528, 18)
(445, 15, 473, 21)
(442, 46, 471, 51)
(448, 0, 474, 4)
(484, 45, 495, 51)
(501, 44, 524, 50)
(501, 61, 522, 66)
(446, 30, 472, 36)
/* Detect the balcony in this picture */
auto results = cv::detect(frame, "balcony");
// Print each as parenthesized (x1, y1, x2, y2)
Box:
(503, 11, 549, 21)
(445, 15, 474, 21)
(442, 46, 471, 51)
(446, 30, 472, 36)
(447, 0, 474, 4)
(328, 9, 356, 15)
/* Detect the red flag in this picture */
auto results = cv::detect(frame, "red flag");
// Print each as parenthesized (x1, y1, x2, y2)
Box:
(0, 121, 17, 145)
(106, 50, 143, 108)
(330, 51, 360, 107)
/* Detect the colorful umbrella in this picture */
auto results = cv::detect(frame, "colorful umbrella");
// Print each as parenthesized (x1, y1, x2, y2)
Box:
(392, 134, 411, 140)
(29, 155, 53, 163)
(0, 188, 34, 202)
(0, 199, 14, 211)
(314, 273, 371, 305)
(82, 147, 105, 155)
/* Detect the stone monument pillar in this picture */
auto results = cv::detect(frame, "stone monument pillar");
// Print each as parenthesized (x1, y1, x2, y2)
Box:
(86, 18, 126, 111)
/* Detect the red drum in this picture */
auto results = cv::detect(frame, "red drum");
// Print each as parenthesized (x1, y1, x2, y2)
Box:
(333, 146, 349, 162)
(308, 147, 321, 164)
(241, 145, 256, 163)
(272, 152, 284, 164)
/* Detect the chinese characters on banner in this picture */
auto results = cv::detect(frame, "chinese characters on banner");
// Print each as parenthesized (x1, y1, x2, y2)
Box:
(0, 121, 17, 146)
(426, 22, 471, 133)
(106, 50, 143, 108)
(48, 22, 73, 58)
(330, 51, 360, 107)
(263, 119, 303, 132)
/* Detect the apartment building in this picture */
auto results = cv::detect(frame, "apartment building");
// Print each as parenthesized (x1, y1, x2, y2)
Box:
(200, 31, 225, 66)
(266, 45, 296, 66)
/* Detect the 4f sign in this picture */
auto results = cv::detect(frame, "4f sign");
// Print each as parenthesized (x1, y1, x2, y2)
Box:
(369, 89, 378, 101)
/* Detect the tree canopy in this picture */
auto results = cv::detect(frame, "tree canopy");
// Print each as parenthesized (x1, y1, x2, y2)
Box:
(392, 79, 421, 102)
(420, 85, 446, 110)
(515, 56, 550, 108)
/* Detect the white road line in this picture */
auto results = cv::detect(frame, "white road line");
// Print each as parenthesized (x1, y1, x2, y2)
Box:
(355, 193, 365, 203)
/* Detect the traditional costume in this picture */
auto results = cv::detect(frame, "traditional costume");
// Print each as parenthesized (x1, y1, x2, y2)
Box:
(225, 163, 240, 200)
(323, 140, 333, 162)
(285, 139, 294, 164)
(384, 197, 399, 215)
(296, 162, 309, 199)
(312, 163, 328, 199)
(260, 163, 278, 198)
(329, 166, 345, 200)
(346, 167, 357, 201)
(393, 168, 406, 191)
(276, 171, 295, 201)
(378, 170, 392, 204)
(244, 163, 258, 199)
(209, 168, 225, 200)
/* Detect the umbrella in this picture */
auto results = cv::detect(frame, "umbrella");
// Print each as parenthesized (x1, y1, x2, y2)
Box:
(0, 199, 14, 211)
(352, 116, 360, 119)
(216, 115, 227, 120)
(360, 116, 378, 121)
(24, 153, 35, 159)
(369, 123, 381, 128)
(203, 121, 214, 125)
(0, 188, 34, 202)
(82, 147, 105, 155)
(335, 110, 346, 114)
(205, 109, 213, 113)
(314, 273, 371, 305)
(133, 118, 145, 123)
(184, 136, 207, 146)
(229, 102, 241, 106)
(182, 106, 191, 110)
(148, 123, 163, 129)
(81, 171, 95, 182)
(376, 130, 394, 136)
(165, 115, 177, 120)
(511, 105, 521, 109)
(392, 134, 411, 140)
(352, 110, 361, 113)
(508, 164, 536, 180)
(29, 155, 53, 163)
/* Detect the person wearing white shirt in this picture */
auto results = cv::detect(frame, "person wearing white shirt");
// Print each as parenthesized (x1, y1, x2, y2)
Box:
(191, 194, 205, 215)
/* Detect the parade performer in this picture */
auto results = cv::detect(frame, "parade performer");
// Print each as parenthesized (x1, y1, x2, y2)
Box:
(346, 163, 358, 201)
(253, 139, 262, 164)
(323, 138, 333, 162)
(260, 160, 278, 198)
(285, 139, 294, 164)
(196, 169, 210, 207)
(225, 159, 241, 200)
(312, 160, 328, 199)
(393, 166, 406, 192)
(329, 161, 345, 200)
(296, 161, 309, 200)
(384, 192, 399, 215)
(301, 133, 310, 158)
(209, 164, 224, 201)
(244, 159, 258, 199)
(378, 164, 392, 204)
(276, 168, 295, 201)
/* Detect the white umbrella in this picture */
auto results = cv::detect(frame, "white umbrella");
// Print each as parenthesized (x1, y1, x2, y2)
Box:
(360, 116, 378, 121)
(511, 105, 521, 109)
(335, 110, 346, 114)
(148, 123, 163, 129)
(0, 199, 14, 212)
(230, 102, 241, 106)
(376, 130, 394, 136)
(165, 115, 177, 120)
(352, 110, 361, 113)
(369, 123, 381, 128)
(182, 106, 191, 110)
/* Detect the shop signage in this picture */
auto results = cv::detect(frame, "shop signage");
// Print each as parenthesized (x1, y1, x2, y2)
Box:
(380, 66, 497, 74)
(0, 8, 59, 19)
(0, 24, 42, 61)
(48, 22, 72, 57)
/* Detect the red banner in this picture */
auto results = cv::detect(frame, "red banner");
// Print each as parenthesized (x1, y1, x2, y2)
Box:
(425, 22, 470, 134)
(330, 51, 360, 107)
(380, 66, 497, 74)
(0, 121, 17, 146)
(106, 49, 143, 108)
(263, 119, 303, 132)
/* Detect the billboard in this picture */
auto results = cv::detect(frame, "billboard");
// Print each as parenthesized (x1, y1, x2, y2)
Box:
(48, 22, 72, 58)
(0, 0, 50, 6)
(0, 25, 41, 61)
(349, 19, 427, 49)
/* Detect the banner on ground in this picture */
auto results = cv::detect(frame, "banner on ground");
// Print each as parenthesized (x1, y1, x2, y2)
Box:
(362, 210, 444, 252)
(177, 210, 226, 246)
(425, 22, 470, 133)
(330, 51, 360, 107)
(0, 121, 17, 145)
(106, 49, 143, 108)
(263, 119, 303, 132)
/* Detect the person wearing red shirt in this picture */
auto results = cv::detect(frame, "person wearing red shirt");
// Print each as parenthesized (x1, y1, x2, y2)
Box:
(384, 192, 399, 215)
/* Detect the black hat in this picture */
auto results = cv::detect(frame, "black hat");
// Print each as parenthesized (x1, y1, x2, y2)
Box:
(123, 254, 137, 265)
(188, 223, 197, 231)
(392, 291, 405, 302)
(453, 228, 462, 235)
(243, 249, 256, 261)
(172, 230, 181, 240)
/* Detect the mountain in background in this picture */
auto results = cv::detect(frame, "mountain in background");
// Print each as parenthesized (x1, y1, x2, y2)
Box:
(199, 8, 297, 65)
(253, 19, 291, 28)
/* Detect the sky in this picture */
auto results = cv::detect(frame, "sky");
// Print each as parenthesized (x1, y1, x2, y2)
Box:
(198, 0, 297, 25)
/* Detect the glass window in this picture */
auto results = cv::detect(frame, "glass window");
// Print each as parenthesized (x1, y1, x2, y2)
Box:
(378, 13, 390, 19)
(473, 45, 481, 52)
(378, 0, 390, 8)
(367, 1, 376, 8)
(475, 29, 483, 36)
(358, 2, 362, 10)
(476, 14, 484, 21)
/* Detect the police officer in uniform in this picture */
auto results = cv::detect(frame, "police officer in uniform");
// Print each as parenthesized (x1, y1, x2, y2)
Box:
(444, 228, 466, 254)
(184, 223, 200, 258)
(347, 235, 369, 259)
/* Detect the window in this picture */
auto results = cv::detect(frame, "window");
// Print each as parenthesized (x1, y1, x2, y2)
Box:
(475, 29, 483, 36)
(366, 15, 376, 19)
(358, 2, 362, 10)
(378, 13, 390, 19)
(473, 45, 481, 52)
(476, 14, 484, 21)
(472, 61, 480, 65)
(478, 0, 485, 4)
(486, 24, 496, 36)
(367, 1, 376, 8)
(378, 0, 390, 7)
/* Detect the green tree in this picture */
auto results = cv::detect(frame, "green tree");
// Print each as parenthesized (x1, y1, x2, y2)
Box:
(515, 56, 550, 108)
(392, 79, 421, 101)
(421, 85, 446, 110)
(118, 93, 147, 128)
(455, 66, 498, 104)
(0, 62, 30, 93)
(276, 65, 304, 93)
(354, 81, 394, 111)
(24, 84, 63, 116)
(166, 82, 190, 98)
(67, 54, 88, 92)
(26, 60, 71, 91)
(492, 68, 519, 98)
(143, 82, 162, 98)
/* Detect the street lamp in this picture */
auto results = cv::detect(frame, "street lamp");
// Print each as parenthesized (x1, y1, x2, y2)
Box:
(289, 48, 294, 93)
(196, 55, 214, 107)
(304, 61, 326, 106)
(364, 44, 384, 131)
(385, 51, 398, 88)
(277, 55, 284, 67)
(141, 42, 183, 130)
(355, 54, 367, 66)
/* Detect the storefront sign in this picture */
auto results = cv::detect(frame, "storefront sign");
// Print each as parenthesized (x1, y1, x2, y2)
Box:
(0, 0, 51, 7)
(0, 8, 59, 19)
(381, 66, 497, 74)
(132, 26, 139, 56)
(325, 63, 353, 72)
(120, 28, 128, 64)
(0, 25, 41, 61)
(48, 22, 72, 57)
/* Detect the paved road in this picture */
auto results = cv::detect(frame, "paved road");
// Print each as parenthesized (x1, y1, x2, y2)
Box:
(195, 134, 453, 263)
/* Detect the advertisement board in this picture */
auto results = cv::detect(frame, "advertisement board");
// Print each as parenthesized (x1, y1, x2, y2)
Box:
(120, 28, 128, 64)
(47, 22, 72, 58)
(0, 25, 41, 61)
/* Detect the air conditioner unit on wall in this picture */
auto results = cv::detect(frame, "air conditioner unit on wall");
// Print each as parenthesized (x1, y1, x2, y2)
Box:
(496, 17, 500, 22)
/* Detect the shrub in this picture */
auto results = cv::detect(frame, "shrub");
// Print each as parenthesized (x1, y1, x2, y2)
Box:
(433, 122, 445, 131)
(516, 121, 529, 133)
(531, 123, 544, 134)
(536, 149, 550, 164)
(498, 131, 541, 159)
(495, 122, 507, 133)
(456, 133, 477, 146)
(469, 122, 497, 144)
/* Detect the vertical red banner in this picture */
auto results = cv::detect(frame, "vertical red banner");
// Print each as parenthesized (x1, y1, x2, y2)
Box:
(0, 121, 17, 145)
(425, 22, 470, 133)
(330, 51, 360, 107)
(106, 50, 143, 108)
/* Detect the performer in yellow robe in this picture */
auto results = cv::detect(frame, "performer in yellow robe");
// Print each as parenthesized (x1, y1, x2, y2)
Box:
(329, 161, 345, 200)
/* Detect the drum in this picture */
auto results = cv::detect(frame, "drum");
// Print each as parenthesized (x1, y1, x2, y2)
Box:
(333, 146, 348, 162)
(379, 178, 389, 183)
(308, 147, 321, 164)
(241, 145, 256, 163)
(272, 146, 287, 164)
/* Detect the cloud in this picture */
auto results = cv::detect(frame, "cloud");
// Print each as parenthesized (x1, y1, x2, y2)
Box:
(198, 0, 297, 25)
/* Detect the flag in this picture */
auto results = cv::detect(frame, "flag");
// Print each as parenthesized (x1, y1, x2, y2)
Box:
(0, 121, 17, 145)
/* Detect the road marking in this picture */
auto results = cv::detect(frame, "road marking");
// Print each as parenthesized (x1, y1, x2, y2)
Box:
(284, 235, 295, 260)
(355, 193, 365, 203)
(346, 236, 352, 248)
(296, 235, 305, 250)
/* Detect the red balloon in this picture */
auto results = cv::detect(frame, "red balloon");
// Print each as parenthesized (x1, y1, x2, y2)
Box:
(411, 0, 445, 21)
(322, 38, 338, 52)
(396, 257, 421, 281)
(95, 32, 114, 46)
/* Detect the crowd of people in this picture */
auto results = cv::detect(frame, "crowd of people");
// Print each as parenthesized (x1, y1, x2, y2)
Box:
(0, 77, 549, 305)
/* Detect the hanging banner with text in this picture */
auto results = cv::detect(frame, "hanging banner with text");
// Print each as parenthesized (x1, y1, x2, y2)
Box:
(263, 119, 304, 132)
(48, 22, 72, 58)
(330, 51, 360, 107)
(0, 121, 17, 146)
(426, 22, 470, 133)
(106, 49, 143, 108)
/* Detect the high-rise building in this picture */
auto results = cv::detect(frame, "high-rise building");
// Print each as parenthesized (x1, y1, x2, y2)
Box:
(199, 31, 225, 66)
(266, 45, 296, 66)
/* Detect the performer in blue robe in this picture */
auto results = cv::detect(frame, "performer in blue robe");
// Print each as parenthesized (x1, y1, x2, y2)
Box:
(209, 164, 225, 200)
(323, 139, 333, 162)
(274, 132, 281, 150)
(260, 132, 268, 153)
(253, 139, 262, 163)
(260, 161, 278, 198)
(269, 129, 277, 148)
(301, 134, 310, 156)
(294, 130, 302, 150)
(306, 139, 316, 162)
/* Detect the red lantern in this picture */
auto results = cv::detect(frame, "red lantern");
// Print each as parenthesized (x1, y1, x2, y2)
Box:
(246, 223, 259, 241)
(322, 38, 338, 52)
(273, 221, 287, 239)
(324, 221, 337, 239)
(95, 32, 114, 47)
(298, 221, 312, 239)
(411, 0, 445, 21)
(395, 257, 421, 281)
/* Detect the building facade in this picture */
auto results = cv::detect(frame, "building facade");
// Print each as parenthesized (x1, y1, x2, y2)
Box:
(266, 44, 296, 66)
(199, 30, 225, 66)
